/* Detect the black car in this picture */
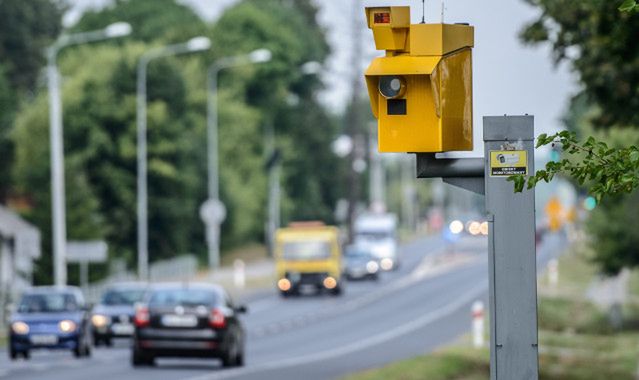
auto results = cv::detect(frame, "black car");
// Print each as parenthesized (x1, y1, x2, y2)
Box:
(91, 283, 147, 346)
(131, 283, 246, 367)
(8, 286, 92, 360)
(343, 245, 380, 281)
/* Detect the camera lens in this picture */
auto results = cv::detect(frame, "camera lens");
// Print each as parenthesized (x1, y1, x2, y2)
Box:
(378, 75, 406, 99)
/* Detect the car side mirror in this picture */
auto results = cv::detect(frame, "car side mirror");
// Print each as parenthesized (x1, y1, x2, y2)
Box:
(235, 305, 248, 314)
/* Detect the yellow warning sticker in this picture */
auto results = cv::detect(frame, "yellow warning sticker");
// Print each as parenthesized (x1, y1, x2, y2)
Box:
(490, 150, 528, 177)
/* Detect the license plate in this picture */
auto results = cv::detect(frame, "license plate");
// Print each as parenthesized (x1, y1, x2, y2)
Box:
(161, 315, 198, 327)
(112, 323, 134, 335)
(30, 334, 58, 345)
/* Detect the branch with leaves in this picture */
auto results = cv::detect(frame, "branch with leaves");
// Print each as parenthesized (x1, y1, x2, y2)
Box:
(619, 0, 639, 12)
(508, 131, 639, 201)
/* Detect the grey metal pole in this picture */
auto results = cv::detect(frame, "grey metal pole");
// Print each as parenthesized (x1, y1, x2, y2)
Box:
(136, 37, 211, 280)
(45, 24, 132, 286)
(483, 115, 538, 380)
(206, 66, 221, 270)
(47, 48, 68, 287)
(369, 127, 385, 208)
(80, 261, 88, 290)
(136, 59, 149, 281)
(266, 122, 280, 257)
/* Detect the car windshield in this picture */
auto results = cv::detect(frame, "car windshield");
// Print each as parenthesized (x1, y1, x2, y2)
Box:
(148, 289, 217, 308)
(355, 231, 392, 241)
(282, 240, 331, 260)
(101, 289, 146, 306)
(18, 293, 79, 313)
(345, 248, 370, 259)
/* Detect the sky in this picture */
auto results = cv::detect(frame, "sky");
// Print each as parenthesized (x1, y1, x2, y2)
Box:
(66, 0, 578, 155)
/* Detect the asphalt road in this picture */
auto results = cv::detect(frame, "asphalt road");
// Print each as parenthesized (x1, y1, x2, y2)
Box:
(0, 233, 565, 380)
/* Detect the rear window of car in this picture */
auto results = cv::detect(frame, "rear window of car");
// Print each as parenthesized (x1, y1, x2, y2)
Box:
(148, 288, 217, 308)
(101, 289, 146, 306)
(18, 293, 78, 313)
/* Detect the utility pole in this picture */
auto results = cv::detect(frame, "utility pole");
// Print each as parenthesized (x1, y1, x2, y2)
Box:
(346, 0, 363, 241)
(368, 124, 385, 209)
(265, 120, 281, 257)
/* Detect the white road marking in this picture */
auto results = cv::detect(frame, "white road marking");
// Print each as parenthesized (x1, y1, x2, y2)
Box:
(185, 280, 488, 380)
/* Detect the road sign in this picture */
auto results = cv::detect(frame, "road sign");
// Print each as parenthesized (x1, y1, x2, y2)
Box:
(200, 198, 226, 225)
(489, 150, 528, 176)
(66, 240, 108, 263)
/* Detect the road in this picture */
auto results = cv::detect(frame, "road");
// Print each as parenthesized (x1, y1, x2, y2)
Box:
(0, 233, 565, 380)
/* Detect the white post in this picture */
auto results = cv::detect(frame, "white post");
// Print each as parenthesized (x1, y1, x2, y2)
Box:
(548, 258, 559, 287)
(472, 300, 485, 348)
(233, 259, 245, 289)
(47, 49, 68, 286)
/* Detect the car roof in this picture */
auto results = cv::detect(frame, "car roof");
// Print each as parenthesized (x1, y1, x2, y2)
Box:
(23, 285, 81, 294)
(104, 282, 148, 290)
(147, 282, 224, 292)
(21, 286, 85, 302)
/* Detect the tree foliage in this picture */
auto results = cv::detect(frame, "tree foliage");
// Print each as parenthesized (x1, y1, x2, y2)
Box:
(71, 0, 206, 44)
(0, 0, 64, 93)
(6, 0, 338, 284)
(518, 1, 639, 274)
(510, 131, 639, 201)
(0, 0, 64, 201)
(521, 0, 639, 128)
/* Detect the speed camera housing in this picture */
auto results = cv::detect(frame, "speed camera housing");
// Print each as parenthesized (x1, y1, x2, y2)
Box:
(364, 6, 474, 153)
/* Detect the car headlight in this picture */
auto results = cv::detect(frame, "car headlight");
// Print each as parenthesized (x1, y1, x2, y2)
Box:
(277, 278, 291, 291)
(11, 321, 29, 335)
(380, 258, 394, 271)
(366, 261, 379, 273)
(323, 276, 337, 289)
(59, 320, 77, 333)
(91, 314, 110, 328)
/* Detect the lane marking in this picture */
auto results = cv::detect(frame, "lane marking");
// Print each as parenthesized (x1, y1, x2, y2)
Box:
(185, 280, 488, 380)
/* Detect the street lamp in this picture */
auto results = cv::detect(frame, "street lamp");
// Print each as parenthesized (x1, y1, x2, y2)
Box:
(137, 36, 212, 281)
(47, 22, 132, 286)
(205, 48, 272, 271)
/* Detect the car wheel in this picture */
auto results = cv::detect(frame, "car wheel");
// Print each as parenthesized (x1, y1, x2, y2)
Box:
(221, 341, 239, 368)
(132, 348, 154, 367)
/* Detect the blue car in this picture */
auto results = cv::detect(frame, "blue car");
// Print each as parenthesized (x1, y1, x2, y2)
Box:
(8, 286, 92, 360)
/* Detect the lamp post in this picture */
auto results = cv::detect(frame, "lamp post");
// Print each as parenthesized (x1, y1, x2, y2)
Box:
(204, 48, 272, 272)
(137, 36, 211, 281)
(47, 22, 132, 286)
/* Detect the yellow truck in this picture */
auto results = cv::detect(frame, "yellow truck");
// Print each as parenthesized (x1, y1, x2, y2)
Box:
(274, 222, 343, 297)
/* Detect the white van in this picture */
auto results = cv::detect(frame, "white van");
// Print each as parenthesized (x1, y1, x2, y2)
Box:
(353, 213, 399, 271)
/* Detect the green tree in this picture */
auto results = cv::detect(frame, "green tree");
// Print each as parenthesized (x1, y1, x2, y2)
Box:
(0, 0, 64, 201)
(212, 0, 340, 225)
(514, 1, 639, 274)
(0, 0, 64, 92)
(71, 0, 206, 44)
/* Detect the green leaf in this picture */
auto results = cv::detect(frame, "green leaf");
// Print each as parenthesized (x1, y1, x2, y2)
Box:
(536, 133, 548, 148)
(619, 0, 637, 12)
